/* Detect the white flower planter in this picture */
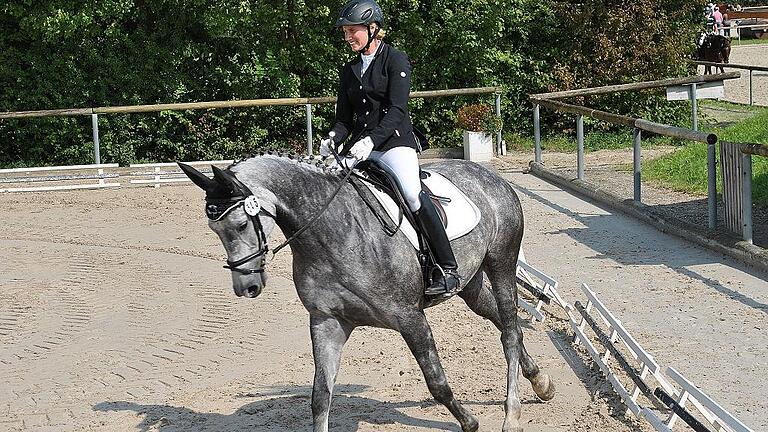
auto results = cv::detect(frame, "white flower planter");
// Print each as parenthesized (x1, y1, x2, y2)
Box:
(462, 130, 493, 162)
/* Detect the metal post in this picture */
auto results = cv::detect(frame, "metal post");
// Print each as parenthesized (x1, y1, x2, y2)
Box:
(690, 83, 698, 132)
(534, 103, 541, 163)
(742, 154, 753, 244)
(749, 70, 753, 106)
(707, 142, 717, 230)
(633, 128, 641, 202)
(577, 114, 585, 180)
(495, 92, 503, 155)
(305, 104, 313, 156)
(91, 114, 101, 164)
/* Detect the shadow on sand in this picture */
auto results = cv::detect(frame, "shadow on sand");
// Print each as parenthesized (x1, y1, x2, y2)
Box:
(94, 384, 465, 432)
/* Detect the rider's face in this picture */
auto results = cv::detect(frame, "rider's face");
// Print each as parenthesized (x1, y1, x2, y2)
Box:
(342, 24, 373, 53)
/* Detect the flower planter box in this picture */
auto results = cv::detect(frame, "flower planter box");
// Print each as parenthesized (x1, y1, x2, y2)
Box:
(463, 130, 493, 162)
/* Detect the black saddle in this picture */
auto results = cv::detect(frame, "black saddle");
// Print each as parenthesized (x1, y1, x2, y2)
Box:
(350, 160, 451, 300)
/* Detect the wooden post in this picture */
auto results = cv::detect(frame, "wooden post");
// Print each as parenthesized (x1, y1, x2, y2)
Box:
(577, 114, 585, 180)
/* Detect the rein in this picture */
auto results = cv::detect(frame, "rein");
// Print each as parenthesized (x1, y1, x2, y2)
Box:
(266, 145, 357, 258)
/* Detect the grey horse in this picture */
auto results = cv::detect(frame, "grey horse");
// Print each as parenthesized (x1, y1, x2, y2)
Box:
(179, 154, 555, 432)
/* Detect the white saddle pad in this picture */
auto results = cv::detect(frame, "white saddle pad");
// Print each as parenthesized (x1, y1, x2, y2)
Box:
(360, 170, 481, 249)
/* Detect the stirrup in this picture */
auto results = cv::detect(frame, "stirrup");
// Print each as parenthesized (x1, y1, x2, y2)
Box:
(425, 270, 461, 296)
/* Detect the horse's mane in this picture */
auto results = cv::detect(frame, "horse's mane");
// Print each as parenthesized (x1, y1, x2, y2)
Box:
(228, 151, 341, 178)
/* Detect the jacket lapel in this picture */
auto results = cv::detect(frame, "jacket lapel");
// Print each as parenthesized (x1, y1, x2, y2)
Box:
(352, 60, 363, 82)
(352, 42, 387, 82)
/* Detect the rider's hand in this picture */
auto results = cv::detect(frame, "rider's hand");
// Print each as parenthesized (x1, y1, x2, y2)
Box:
(319, 132, 336, 157)
(349, 136, 374, 161)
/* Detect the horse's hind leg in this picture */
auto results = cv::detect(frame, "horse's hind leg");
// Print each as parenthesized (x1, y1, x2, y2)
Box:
(309, 313, 354, 432)
(482, 252, 555, 432)
(400, 312, 479, 432)
(459, 272, 555, 403)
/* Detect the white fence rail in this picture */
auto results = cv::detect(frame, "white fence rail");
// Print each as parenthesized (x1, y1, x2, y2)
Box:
(128, 160, 233, 187)
(531, 279, 755, 432)
(0, 163, 120, 193)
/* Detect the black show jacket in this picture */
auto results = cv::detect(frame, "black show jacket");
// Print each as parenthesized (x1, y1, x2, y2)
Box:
(330, 42, 419, 156)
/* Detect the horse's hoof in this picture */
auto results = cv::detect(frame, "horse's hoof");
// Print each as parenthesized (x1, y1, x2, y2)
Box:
(461, 417, 479, 432)
(531, 373, 556, 401)
(501, 425, 523, 432)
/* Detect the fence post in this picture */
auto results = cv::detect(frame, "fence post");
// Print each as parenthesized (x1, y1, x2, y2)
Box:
(708, 142, 717, 230)
(742, 153, 753, 243)
(91, 114, 101, 164)
(306, 104, 313, 156)
(749, 70, 753, 106)
(577, 114, 585, 180)
(495, 92, 503, 155)
(534, 103, 541, 163)
(690, 83, 698, 132)
(633, 128, 641, 203)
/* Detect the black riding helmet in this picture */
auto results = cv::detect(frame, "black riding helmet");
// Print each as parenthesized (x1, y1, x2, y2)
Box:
(335, 0, 383, 27)
(335, 0, 383, 54)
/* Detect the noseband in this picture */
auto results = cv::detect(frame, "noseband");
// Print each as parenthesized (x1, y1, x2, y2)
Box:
(207, 195, 274, 275)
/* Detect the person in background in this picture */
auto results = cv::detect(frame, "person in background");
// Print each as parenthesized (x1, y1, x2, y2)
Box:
(705, 3, 716, 33)
(713, 6, 724, 35)
(319, 0, 461, 296)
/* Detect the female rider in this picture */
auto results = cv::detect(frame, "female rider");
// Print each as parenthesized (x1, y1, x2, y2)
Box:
(320, 0, 460, 296)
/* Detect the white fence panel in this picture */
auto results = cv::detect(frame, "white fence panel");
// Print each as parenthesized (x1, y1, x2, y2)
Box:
(0, 163, 120, 193)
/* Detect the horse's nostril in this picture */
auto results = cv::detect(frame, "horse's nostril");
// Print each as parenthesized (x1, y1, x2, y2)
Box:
(245, 286, 262, 298)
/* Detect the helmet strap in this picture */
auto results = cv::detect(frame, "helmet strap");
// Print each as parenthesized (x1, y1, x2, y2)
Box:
(357, 25, 380, 54)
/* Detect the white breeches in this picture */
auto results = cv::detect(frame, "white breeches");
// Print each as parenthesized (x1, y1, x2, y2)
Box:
(368, 146, 422, 212)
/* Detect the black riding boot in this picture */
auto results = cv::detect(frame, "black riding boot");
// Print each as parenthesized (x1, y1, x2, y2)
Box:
(414, 192, 461, 296)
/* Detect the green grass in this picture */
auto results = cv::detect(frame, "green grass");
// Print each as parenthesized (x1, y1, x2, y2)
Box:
(506, 131, 676, 153)
(644, 106, 768, 205)
(731, 37, 768, 46)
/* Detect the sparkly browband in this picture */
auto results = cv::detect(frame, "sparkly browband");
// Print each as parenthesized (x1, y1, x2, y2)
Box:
(206, 196, 262, 221)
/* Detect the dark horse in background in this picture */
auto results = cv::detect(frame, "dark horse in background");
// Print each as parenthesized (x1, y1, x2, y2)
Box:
(696, 32, 731, 74)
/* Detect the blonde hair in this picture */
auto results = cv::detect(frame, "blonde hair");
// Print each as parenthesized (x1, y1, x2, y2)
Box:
(371, 23, 386, 39)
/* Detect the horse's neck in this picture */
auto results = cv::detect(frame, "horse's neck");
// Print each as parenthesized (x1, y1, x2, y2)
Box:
(236, 157, 345, 240)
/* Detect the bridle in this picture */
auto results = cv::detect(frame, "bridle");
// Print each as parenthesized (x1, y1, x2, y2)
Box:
(207, 195, 274, 275)
(209, 153, 355, 276)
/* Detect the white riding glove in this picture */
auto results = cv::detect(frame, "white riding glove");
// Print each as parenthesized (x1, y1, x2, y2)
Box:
(349, 136, 374, 161)
(319, 132, 336, 157)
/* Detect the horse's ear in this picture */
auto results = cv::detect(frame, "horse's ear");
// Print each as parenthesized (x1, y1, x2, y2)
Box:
(178, 162, 216, 192)
(212, 165, 253, 196)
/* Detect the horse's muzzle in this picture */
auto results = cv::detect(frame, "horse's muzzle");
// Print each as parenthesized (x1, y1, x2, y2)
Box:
(233, 271, 267, 298)
(242, 285, 263, 298)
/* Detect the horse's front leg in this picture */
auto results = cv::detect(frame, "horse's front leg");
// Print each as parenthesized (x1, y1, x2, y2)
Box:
(400, 312, 479, 432)
(309, 313, 354, 432)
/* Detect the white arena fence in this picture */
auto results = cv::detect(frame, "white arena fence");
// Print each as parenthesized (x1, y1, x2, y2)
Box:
(0, 161, 756, 431)
(0, 163, 120, 193)
(127, 160, 234, 187)
(0, 160, 234, 193)
(513, 267, 756, 432)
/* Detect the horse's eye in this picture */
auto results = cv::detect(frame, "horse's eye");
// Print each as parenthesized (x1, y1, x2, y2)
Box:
(237, 220, 249, 231)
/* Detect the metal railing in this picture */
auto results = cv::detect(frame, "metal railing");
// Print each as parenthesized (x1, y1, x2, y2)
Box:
(529, 73, 767, 239)
(690, 60, 768, 105)
(0, 87, 504, 164)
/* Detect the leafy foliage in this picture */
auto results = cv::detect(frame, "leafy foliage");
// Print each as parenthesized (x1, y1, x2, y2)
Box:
(0, 0, 704, 166)
(456, 104, 502, 133)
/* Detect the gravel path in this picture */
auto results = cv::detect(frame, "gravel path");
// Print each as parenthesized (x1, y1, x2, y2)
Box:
(701, 44, 768, 106)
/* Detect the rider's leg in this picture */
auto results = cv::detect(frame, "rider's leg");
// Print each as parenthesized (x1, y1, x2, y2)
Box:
(369, 147, 460, 295)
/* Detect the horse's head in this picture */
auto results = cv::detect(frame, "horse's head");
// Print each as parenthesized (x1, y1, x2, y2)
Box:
(697, 31, 707, 48)
(178, 162, 277, 298)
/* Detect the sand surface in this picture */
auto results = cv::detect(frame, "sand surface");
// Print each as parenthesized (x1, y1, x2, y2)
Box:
(1, 157, 765, 432)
